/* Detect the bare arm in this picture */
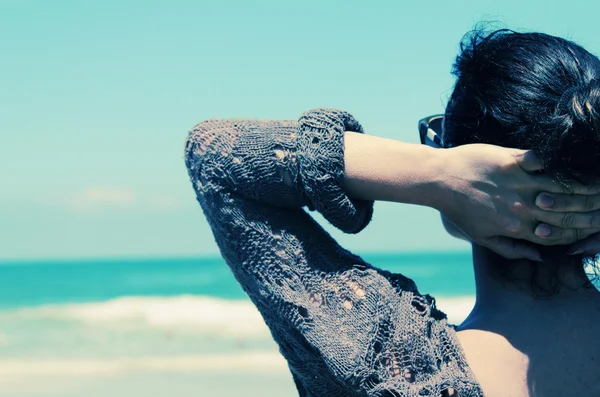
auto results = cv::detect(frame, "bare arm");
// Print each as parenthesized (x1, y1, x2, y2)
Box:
(341, 130, 600, 260)
(342, 131, 444, 207)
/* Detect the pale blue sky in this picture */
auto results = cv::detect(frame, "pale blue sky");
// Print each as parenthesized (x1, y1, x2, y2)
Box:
(2, 0, 600, 259)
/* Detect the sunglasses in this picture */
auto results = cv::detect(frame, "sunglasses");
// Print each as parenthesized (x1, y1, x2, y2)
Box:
(418, 114, 445, 148)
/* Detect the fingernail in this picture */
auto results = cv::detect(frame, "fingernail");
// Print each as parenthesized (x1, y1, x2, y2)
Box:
(535, 224, 552, 237)
(529, 253, 543, 262)
(567, 249, 584, 255)
(536, 193, 554, 209)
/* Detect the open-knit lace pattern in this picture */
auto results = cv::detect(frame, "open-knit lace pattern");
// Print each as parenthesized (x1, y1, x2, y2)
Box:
(184, 108, 484, 397)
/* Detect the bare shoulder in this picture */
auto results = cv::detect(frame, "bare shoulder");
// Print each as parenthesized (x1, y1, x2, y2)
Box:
(456, 320, 600, 397)
(457, 330, 529, 397)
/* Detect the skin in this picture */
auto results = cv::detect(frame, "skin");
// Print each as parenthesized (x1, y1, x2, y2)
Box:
(341, 131, 600, 260)
(455, 246, 600, 397)
(341, 131, 600, 396)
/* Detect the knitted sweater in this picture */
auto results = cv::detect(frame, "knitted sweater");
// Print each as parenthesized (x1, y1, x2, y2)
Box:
(184, 108, 484, 397)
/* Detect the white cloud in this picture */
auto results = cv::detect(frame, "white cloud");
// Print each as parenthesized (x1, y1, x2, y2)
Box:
(65, 187, 183, 212)
(68, 186, 136, 211)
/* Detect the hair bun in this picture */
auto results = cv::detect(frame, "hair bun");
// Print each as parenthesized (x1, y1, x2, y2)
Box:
(546, 80, 600, 182)
(558, 80, 600, 124)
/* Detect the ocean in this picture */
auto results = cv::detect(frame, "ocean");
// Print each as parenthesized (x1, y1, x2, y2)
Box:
(0, 252, 478, 397)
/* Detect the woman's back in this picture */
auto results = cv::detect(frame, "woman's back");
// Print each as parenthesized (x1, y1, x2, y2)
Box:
(184, 27, 600, 397)
(456, 266, 600, 397)
(458, 307, 600, 396)
(441, 29, 600, 396)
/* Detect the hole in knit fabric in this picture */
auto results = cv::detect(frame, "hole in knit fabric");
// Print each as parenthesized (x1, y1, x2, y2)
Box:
(342, 296, 353, 309)
(309, 293, 322, 306)
(441, 387, 458, 397)
(373, 340, 383, 354)
(411, 296, 428, 314)
(274, 148, 286, 160)
(391, 363, 401, 377)
(312, 136, 319, 144)
(403, 367, 416, 383)
(348, 280, 365, 298)
(426, 321, 432, 339)
(418, 386, 433, 395)
(379, 355, 392, 367)
(298, 306, 309, 318)
(288, 152, 297, 165)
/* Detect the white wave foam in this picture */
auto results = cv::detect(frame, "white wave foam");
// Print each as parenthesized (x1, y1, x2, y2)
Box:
(0, 351, 289, 377)
(12, 296, 271, 337)
(6, 295, 475, 336)
(434, 295, 476, 325)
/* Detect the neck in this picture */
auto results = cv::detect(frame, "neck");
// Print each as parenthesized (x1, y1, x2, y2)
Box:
(462, 244, 600, 327)
(456, 246, 600, 397)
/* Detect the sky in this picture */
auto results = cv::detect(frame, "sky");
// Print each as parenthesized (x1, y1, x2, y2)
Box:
(2, 0, 600, 260)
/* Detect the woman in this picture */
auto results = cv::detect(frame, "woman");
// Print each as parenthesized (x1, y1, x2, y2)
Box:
(185, 29, 600, 397)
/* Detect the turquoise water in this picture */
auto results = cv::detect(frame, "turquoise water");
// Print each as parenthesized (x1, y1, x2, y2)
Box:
(0, 252, 476, 376)
(0, 252, 475, 309)
(0, 252, 477, 396)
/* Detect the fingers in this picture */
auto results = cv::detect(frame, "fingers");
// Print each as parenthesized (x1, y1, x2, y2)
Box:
(533, 175, 600, 195)
(484, 235, 542, 261)
(514, 150, 599, 194)
(532, 223, 600, 245)
(535, 192, 600, 212)
(566, 232, 600, 256)
(532, 208, 600, 229)
(513, 149, 544, 172)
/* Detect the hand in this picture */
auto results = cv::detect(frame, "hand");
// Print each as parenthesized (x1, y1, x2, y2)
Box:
(434, 144, 600, 261)
(565, 233, 600, 256)
(535, 193, 600, 256)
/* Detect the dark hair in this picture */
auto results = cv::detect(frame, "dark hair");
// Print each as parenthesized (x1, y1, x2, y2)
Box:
(443, 27, 600, 295)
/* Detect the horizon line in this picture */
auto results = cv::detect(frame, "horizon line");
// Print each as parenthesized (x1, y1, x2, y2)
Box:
(0, 249, 472, 264)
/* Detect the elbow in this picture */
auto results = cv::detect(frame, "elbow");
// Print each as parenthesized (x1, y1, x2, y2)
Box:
(184, 119, 220, 187)
(184, 118, 241, 186)
(184, 119, 214, 166)
(184, 119, 225, 178)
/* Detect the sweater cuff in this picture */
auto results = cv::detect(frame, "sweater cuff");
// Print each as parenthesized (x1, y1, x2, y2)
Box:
(296, 108, 374, 234)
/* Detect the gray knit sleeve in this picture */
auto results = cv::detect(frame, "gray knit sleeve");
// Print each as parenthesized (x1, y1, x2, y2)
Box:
(184, 108, 483, 397)
(184, 108, 373, 234)
(295, 108, 373, 233)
